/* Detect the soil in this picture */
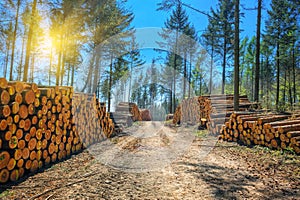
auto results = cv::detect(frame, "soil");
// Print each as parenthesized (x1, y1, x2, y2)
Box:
(0, 122, 299, 200)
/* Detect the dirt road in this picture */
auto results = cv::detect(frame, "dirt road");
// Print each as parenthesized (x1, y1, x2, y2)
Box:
(1, 122, 299, 199)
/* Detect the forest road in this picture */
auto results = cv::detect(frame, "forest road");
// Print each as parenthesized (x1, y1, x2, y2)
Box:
(1, 122, 299, 200)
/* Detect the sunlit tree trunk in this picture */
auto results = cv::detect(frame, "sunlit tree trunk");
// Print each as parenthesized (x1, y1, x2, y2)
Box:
(48, 46, 53, 85)
(4, 38, 11, 79)
(276, 43, 280, 109)
(234, 0, 240, 111)
(254, 0, 262, 102)
(9, 0, 21, 81)
(56, 34, 63, 86)
(222, 39, 227, 94)
(17, 34, 26, 81)
(23, 0, 37, 82)
(108, 56, 113, 112)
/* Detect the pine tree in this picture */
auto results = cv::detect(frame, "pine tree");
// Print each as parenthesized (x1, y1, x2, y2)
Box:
(234, 0, 240, 111)
(159, 2, 190, 113)
(254, 0, 262, 102)
(127, 35, 145, 102)
(264, 0, 299, 109)
(23, 0, 37, 82)
(204, 0, 235, 94)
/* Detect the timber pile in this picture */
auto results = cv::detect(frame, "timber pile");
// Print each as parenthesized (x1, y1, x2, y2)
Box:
(172, 105, 181, 124)
(140, 109, 152, 121)
(72, 93, 115, 144)
(109, 102, 142, 130)
(220, 112, 300, 154)
(0, 78, 115, 184)
(165, 114, 173, 121)
(173, 95, 259, 132)
(115, 102, 142, 122)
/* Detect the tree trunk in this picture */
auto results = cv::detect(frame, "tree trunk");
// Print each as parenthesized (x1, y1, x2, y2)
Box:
(108, 56, 113, 112)
(251, 64, 254, 101)
(71, 65, 75, 87)
(282, 68, 286, 105)
(60, 43, 66, 86)
(92, 53, 100, 93)
(9, 0, 21, 81)
(183, 52, 187, 99)
(23, 0, 37, 82)
(30, 55, 35, 82)
(67, 63, 71, 86)
(266, 57, 270, 109)
(222, 36, 227, 94)
(276, 43, 280, 110)
(254, 0, 262, 102)
(234, 0, 240, 111)
(4, 39, 11, 79)
(17, 34, 26, 81)
(128, 56, 133, 102)
(48, 46, 53, 86)
(188, 54, 192, 98)
(292, 46, 296, 104)
(56, 34, 63, 86)
(260, 56, 264, 100)
(209, 36, 214, 95)
(171, 29, 180, 113)
(81, 52, 95, 92)
(288, 63, 292, 108)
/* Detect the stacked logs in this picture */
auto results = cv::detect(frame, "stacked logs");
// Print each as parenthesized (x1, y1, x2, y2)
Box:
(72, 93, 115, 145)
(181, 97, 201, 124)
(220, 112, 300, 154)
(140, 109, 152, 121)
(116, 102, 142, 121)
(0, 78, 115, 184)
(173, 95, 259, 130)
(172, 105, 181, 124)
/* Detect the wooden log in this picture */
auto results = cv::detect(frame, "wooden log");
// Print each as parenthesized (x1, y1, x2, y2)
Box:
(286, 131, 300, 138)
(263, 120, 300, 129)
(277, 124, 300, 134)
(0, 105, 11, 118)
(1, 89, 10, 105)
(0, 168, 10, 183)
(0, 151, 10, 169)
(7, 158, 16, 171)
(18, 104, 28, 119)
(0, 78, 8, 89)
(22, 90, 35, 104)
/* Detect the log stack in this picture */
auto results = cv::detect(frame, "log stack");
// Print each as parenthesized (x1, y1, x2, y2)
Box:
(173, 94, 259, 132)
(72, 93, 115, 145)
(115, 102, 142, 122)
(0, 78, 115, 184)
(172, 105, 181, 124)
(140, 109, 152, 121)
(220, 112, 300, 154)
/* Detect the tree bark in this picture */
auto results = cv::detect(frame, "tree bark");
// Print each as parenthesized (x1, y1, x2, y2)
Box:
(4, 35, 11, 79)
(23, 0, 37, 82)
(9, 0, 21, 81)
(254, 0, 262, 102)
(234, 0, 240, 111)
(292, 46, 296, 104)
(276, 43, 280, 110)
(209, 35, 214, 95)
(56, 34, 63, 86)
(222, 30, 227, 95)
(183, 52, 187, 99)
(108, 56, 113, 112)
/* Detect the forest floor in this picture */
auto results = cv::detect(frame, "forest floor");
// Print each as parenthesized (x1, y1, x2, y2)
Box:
(0, 122, 299, 200)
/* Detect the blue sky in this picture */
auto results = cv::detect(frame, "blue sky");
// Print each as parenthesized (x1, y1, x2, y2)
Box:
(121, 0, 272, 90)
(123, 0, 272, 73)
(125, 0, 271, 39)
